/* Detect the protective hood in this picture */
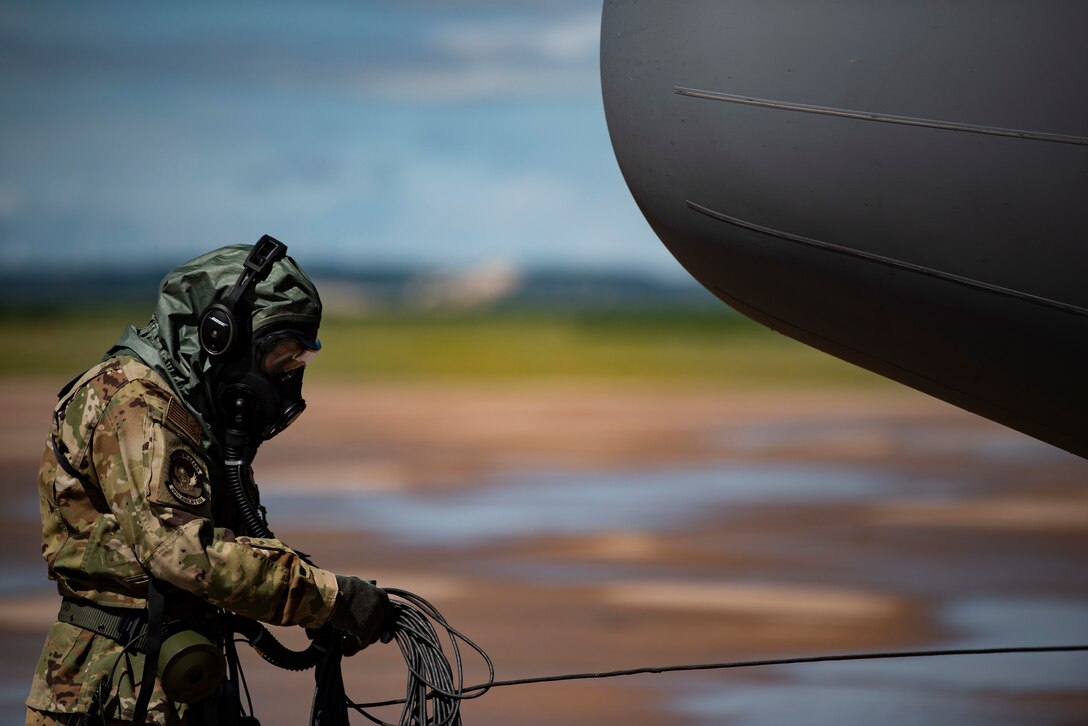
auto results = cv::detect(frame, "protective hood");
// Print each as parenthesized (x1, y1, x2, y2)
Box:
(107, 243, 322, 446)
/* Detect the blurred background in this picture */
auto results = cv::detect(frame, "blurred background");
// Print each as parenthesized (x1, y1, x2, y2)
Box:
(0, 0, 670, 281)
(1, 2, 1086, 724)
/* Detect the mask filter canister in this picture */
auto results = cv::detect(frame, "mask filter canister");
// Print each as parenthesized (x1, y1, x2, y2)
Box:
(158, 630, 227, 703)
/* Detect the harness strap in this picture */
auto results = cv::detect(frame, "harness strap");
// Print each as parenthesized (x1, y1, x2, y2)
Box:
(132, 578, 167, 726)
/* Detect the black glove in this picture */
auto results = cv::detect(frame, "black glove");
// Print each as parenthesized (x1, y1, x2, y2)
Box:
(330, 575, 392, 649)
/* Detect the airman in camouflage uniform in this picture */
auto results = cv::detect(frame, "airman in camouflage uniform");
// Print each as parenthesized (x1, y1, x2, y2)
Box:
(26, 243, 389, 725)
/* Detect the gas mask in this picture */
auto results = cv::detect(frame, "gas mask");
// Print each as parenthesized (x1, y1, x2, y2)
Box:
(211, 327, 320, 444)
(206, 326, 321, 539)
(196, 236, 321, 448)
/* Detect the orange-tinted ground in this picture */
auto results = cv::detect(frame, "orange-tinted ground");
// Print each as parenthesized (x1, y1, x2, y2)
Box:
(2, 381, 1086, 725)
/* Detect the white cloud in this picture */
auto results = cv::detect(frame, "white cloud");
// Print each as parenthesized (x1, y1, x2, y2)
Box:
(432, 10, 599, 64)
(348, 10, 600, 101)
(534, 11, 600, 62)
(351, 64, 597, 103)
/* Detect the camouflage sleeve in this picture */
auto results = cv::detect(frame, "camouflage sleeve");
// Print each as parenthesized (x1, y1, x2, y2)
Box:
(94, 379, 339, 628)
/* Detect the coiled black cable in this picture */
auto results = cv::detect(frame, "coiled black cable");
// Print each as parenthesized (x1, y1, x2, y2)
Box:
(348, 588, 494, 726)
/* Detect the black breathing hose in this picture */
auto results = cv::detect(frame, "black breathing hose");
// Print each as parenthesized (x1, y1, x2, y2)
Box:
(223, 433, 275, 540)
(222, 430, 332, 684)
(224, 615, 328, 672)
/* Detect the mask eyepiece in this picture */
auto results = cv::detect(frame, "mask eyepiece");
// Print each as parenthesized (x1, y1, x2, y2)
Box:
(259, 334, 320, 379)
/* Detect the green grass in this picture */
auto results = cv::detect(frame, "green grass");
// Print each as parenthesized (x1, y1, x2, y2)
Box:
(0, 307, 891, 387)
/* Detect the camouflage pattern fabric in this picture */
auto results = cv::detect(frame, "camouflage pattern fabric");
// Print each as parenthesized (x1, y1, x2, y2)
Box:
(26, 355, 339, 724)
(26, 704, 160, 726)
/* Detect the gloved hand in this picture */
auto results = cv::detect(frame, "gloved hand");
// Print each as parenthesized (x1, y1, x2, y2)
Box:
(330, 575, 393, 650)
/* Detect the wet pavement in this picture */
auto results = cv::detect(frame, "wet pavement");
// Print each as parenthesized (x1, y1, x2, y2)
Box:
(260, 463, 895, 545)
(1, 381, 1086, 724)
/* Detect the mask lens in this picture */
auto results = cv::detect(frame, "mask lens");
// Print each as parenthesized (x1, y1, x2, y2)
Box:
(261, 337, 319, 378)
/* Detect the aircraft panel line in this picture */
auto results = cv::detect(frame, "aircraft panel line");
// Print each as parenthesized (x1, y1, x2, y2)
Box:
(687, 200, 1088, 318)
(674, 86, 1088, 147)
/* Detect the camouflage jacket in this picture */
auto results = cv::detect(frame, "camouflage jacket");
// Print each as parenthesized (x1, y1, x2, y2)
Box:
(27, 356, 339, 723)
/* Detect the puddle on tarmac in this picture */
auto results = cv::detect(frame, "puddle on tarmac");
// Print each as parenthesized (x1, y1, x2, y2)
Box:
(673, 679, 1055, 726)
(262, 464, 898, 546)
(724, 420, 1072, 463)
(0, 568, 49, 595)
(670, 597, 1088, 724)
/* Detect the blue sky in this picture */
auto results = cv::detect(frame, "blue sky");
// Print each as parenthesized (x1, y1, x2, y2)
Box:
(0, 1, 679, 277)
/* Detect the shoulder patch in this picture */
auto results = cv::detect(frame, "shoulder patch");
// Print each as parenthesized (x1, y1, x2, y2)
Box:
(165, 398, 203, 447)
(166, 449, 209, 507)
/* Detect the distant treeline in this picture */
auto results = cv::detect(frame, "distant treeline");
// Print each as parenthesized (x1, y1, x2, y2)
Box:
(0, 305, 889, 386)
(0, 266, 720, 313)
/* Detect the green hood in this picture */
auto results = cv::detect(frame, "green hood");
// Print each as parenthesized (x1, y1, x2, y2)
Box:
(107, 243, 322, 443)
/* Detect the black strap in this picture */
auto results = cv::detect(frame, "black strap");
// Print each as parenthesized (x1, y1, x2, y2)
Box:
(50, 434, 113, 514)
(50, 435, 95, 489)
(225, 235, 287, 308)
(50, 363, 106, 493)
(310, 632, 349, 726)
(132, 578, 167, 725)
(50, 370, 92, 488)
(56, 369, 85, 402)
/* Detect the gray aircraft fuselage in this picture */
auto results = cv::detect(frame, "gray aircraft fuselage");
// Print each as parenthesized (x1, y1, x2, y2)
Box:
(601, 0, 1088, 458)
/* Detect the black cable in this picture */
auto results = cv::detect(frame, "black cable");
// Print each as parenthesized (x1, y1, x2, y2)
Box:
(461, 643, 1088, 692)
(311, 635, 350, 726)
(343, 587, 1088, 718)
(230, 637, 256, 718)
(96, 629, 143, 719)
(349, 643, 1088, 711)
(224, 635, 244, 721)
